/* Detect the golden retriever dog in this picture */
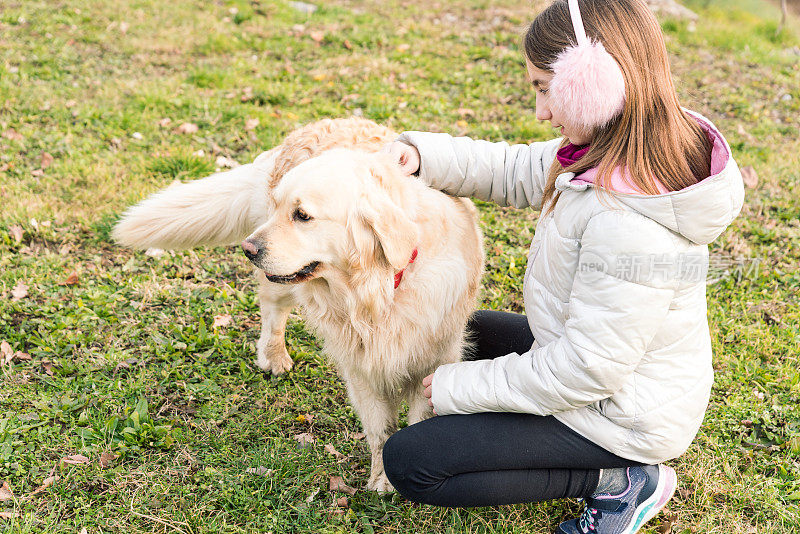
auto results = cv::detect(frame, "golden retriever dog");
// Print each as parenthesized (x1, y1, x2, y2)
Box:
(113, 118, 484, 491)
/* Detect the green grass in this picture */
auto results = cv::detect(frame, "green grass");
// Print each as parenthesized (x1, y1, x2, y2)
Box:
(1, 0, 799, 532)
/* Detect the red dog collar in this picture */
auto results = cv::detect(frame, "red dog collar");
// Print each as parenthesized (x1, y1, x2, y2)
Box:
(394, 248, 418, 289)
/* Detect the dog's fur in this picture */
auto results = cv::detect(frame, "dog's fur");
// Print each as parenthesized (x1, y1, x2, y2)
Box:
(113, 118, 484, 491)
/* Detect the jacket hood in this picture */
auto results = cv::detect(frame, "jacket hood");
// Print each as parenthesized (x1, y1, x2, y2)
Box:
(557, 111, 745, 245)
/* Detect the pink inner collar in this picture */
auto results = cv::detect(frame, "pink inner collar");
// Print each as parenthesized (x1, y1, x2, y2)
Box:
(561, 112, 730, 195)
(556, 143, 591, 167)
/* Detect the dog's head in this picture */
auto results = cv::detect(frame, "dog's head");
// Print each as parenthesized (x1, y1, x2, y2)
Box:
(243, 149, 419, 293)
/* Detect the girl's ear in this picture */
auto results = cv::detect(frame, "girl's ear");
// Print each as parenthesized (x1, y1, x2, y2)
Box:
(549, 0, 626, 130)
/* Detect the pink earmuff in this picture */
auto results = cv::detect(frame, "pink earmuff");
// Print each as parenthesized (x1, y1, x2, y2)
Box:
(549, 0, 626, 130)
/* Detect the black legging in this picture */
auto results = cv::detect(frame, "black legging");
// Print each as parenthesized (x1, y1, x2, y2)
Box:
(382, 310, 641, 507)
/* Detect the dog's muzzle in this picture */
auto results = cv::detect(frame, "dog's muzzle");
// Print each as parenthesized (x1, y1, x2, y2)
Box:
(242, 238, 265, 264)
(264, 261, 320, 284)
(242, 238, 320, 284)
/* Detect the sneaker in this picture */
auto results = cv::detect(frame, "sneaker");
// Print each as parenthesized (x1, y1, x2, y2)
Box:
(555, 464, 677, 534)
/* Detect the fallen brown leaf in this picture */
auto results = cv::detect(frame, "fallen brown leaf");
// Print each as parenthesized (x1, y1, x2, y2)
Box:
(335, 496, 349, 507)
(245, 466, 273, 476)
(9, 225, 23, 243)
(736, 123, 755, 142)
(59, 272, 79, 286)
(99, 452, 118, 468)
(2, 129, 23, 141)
(157, 117, 172, 128)
(343, 39, 353, 50)
(175, 122, 199, 134)
(215, 155, 239, 169)
(41, 361, 54, 376)
(763, 310, 782, 326)
(29, 475, 58, 496)
(324, 443, 346, 460)
(213, 314, 232, 328)
(13, 352, 31, 362)
(309, 30, 325, 42)
(329, 476, 357, 495)
(241, 317, 259, 329)
(40, 152, 54, 169)
(0, 341, 11, 364)
(0, 481, 14, 501)
(0, 511, 21, 519)
(245, 118, 259, 131)
(10, 281, 28, 302)
(657, 512, 678, 534)
(31, 169, 44, 177)
(741, 166, 758, 189)
(350, 432, 365, 440)
(61, 454, 90, 466)
(294, 433, 316, 447)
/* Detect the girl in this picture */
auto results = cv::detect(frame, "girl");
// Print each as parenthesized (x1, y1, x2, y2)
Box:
(382, 0, 744, 532)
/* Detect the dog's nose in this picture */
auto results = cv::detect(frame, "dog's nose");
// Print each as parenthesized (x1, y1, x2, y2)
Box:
(242, 238, 262, 261)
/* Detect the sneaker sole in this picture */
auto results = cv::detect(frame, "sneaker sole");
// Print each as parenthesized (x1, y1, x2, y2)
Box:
(622, 464, 677, 534)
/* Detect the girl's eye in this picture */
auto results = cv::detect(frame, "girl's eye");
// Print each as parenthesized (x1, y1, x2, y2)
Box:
(293, 208, 312, 222)
(538, 88, 549, 95)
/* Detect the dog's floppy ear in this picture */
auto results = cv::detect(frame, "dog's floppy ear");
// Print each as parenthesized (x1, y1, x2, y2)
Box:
(350, 167, 418, 272)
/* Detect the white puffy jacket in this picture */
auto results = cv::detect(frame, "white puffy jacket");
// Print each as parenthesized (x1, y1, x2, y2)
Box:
(397, 112, 744, 464)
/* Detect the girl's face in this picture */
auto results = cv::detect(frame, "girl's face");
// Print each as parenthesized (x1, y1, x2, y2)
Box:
(526, 59, 593, 146)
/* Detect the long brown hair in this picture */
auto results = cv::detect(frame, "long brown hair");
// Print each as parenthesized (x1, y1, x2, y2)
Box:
(524, 0, 711, 213)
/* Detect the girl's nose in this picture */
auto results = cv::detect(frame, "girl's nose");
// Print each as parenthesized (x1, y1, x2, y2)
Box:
(536, 106, 552, 122)
(535, 94, 552, 122)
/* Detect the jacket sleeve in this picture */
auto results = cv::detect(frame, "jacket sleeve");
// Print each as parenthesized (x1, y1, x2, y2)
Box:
(395, 132, 563, 210)
(430, 211, 677, 416)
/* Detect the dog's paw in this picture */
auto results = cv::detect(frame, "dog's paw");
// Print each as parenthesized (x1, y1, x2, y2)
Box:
(254, 348, 294, 375)
(367, 473, 395, 494)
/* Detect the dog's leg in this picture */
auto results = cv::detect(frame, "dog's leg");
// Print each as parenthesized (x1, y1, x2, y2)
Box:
(408, 340, 463, 425)
(255, 272, 295, 375)
(406, 382, 434, 426)
(344, 374, 399, 493)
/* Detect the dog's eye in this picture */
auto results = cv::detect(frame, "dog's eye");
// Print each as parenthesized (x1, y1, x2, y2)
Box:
(293, 208, 312, 222)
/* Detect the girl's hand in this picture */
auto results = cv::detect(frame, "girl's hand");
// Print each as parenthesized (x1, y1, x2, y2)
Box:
(422, 373, 437, 415)
(382, 141, 420, 176)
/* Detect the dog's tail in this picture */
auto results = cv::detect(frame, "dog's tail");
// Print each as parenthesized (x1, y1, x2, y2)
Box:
(113, 149, 277, 250)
